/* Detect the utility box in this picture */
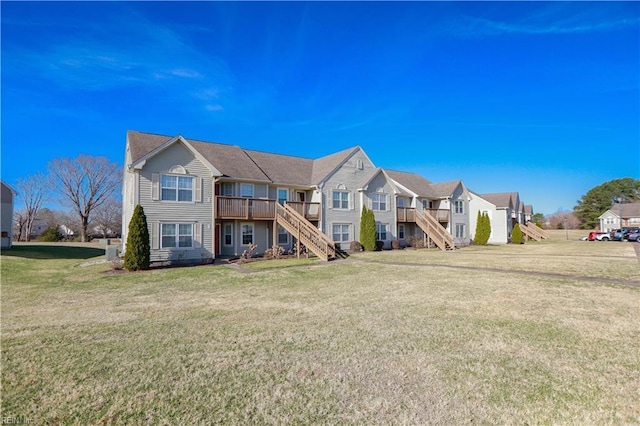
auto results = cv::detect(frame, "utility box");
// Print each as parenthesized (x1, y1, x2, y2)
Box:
(105, 245, 119, 261)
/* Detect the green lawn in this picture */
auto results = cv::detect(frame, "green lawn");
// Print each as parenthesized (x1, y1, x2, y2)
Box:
(1, 238, 639, 424)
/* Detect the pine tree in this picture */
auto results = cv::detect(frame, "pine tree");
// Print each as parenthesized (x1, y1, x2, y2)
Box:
(473, 211, 484, 245)
(511, 223, 524, 244)
(360, 206, 377, 251)
(473, 211, 491, 245)
(483, 212, 491, 244)
(124, 204, 150, 271)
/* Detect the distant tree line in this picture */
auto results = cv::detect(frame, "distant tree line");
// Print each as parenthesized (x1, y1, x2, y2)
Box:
(12, 155, 121, 242)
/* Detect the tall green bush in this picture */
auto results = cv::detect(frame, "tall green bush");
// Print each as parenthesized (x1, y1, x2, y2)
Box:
(511, 223, 524, 244)
(473, 211, 491, 245)
(124, 204, 150, 271)
(360, 206, 377, 251)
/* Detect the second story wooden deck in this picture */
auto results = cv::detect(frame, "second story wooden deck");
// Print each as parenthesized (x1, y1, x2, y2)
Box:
(397, 207, 450, 223)
(216, 196, 321, 221)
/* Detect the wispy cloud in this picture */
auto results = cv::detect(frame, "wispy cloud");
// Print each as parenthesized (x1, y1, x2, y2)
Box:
(452, 4, 639, 38)
(3, 4, 234, 111)
(466, 16, 639, 36)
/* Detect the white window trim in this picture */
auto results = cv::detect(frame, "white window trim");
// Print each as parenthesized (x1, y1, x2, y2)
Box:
(398, 224, 405, 239)
(376, 223, 388, 241)
(332, 223, 351, 243)
(160, 222, 195, 250)
(332, 190, 350, 210)
(455, 223, 465, 238)
(241, 222, 254, 245)
(277, 225, 289, 245)
(223, 223, 233, 247)
(454, 200, 464, 214)
(277, 188, 289, 205)
(159, 174, 196, 203)
(372, 193, 387, 212)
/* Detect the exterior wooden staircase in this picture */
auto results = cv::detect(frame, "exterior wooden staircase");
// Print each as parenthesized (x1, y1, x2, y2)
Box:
(275, 203, 336, 261)
(415, 210, 455, 251)
(520, 222, 550, 241)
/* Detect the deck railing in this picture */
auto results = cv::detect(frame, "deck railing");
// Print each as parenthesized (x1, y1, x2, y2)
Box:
(397, 207, 450, 223)
(215, 196, 320, 221)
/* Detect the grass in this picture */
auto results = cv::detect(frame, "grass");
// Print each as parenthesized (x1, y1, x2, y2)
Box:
(1, 236, 639, 424)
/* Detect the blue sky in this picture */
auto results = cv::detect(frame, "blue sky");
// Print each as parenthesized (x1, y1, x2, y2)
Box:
(2, 1, 639, 214)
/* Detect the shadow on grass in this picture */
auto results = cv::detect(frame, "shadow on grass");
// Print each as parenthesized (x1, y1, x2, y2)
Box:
(0, 244, 105, 260)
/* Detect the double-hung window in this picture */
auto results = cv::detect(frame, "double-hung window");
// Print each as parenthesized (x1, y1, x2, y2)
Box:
(161, 223, 193, 248)
(332, 224, 350, 242)
(240, 184, 254, 198)
(221, 183, 234, 196)
(277, 225, 289, 244)
(455, 223, 465, 238)
(332, 191, 349, 209)
(454, 200, 464, 214)
(161, 175, 193, 202)
(398, 224, 405, 239)
(241, 223, 254, 245)
(376, 223, 388, 241)
(372, 193, 387, 211)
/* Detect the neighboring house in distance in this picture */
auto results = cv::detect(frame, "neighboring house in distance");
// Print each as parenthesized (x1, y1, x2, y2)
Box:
(30, 218, 48, 239)
(122, 130, 458, 265)
(479, 192, 521, 241)
(469, 191, 507, 244)
(1, 181, 17, 249)
(524, 205, 534, 223)
(599, 202, 640, 232)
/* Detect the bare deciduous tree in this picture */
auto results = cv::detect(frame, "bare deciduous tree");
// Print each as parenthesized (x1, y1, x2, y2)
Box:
(15, 173, 49, 241)
(91, 196, 122, 238)
(48, 155, 121, 242)
(547, 211, 580, 230)
(13, 210, 28, 242)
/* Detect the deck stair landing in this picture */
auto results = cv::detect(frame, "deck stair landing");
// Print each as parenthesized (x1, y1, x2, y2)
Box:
(275, 203, 336, 261)
(415, 210, 455, 251)
(521, 222, 550, 241)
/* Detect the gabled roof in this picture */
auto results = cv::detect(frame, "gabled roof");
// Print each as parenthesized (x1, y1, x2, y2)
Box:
(481, 192, 518, 209)
(127, 130, 362, 186)
(311, 146, 361, 185)
(128, 131, 174, 164)
(243, 149, 314, 186)
(358, 168, 401, 194)
(611, 202, 640, 219)
(129, 134, 222, 176)
(525, 205, 534, 215)
(1, 181, 17, 196)
(429, 180, 463, 198)
(187, 139, 269, 181)
(385, 170, 434, 197)
(469, 190, 498, 207)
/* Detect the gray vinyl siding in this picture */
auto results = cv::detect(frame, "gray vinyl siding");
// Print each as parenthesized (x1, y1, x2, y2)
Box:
(450, 185, 471, 245)
(219, 221, 278, 257)
(1, 183, 14, 248)
(137, 142, 214, 264)
(321, 150, 375, 250)
(363, 172, 396, 248)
